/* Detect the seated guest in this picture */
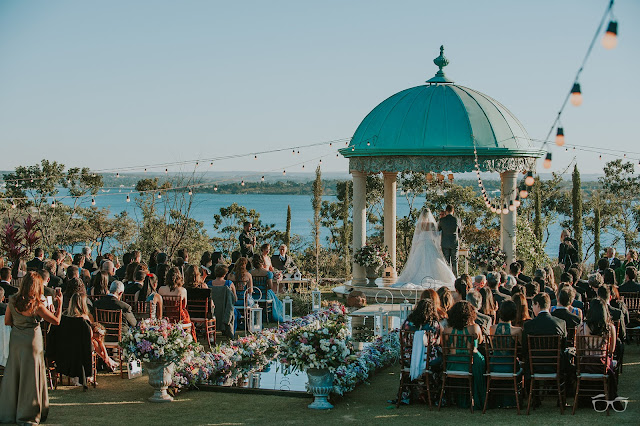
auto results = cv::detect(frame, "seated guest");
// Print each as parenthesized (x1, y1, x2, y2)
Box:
(208, 264, 238, 302)
(509, 262, 525, 286)
(615, 250, 637, 285)
(124, 268, 146, 295)
(65, 292, 118, 372)
(437, 286, 454, 317)
(184, 264, 207, 289)
(81, 247, 98, 273)
(618, 266, 640, 293)
(598, 285, 626, 342)
(44, 260, 63, 289)
(158, 267, 197, 341)
(51, 249, 66, 278)
(603, 268, 617, 286)
(487, 272, 507, 307)
(227, 257, 253, 295)
(123, 262, 140, 287)
(26, 248, 45, 271)
(478, 287, 497, 324)
(156, 262, 169, 288)
(466, 290, 492, 335)
(10, 258, 27, 287)
(402, 299, 442, 366)
(0, 287, 6, 315)
(212, 252, 224, 266)
(99, 260, 116, 282)
(151, 252, 167, 275)
(551, 286, 581, 327)
(577, 298, 618, 397)
(609, 285, 629, 324)
(473, 274, 486, 290)
(511, 293, 532, 328)
(453, 276, 470, 303)
(516, 259, 532, 283)
(199, 251, 213, 278)
(250, 254, 284, 322)
(442, 301, 486, 409)
(92, 280, 137, 336)
(420, 288, 447, 321)
(596, 258, 610, 275)
(544, 266, 557, 291)
(63, 277, 89, 310)
(522, 293, 567, 356)
(604, 247, 622, 270)
(585, 272, 604, 300)
(147, 249, 159, 274)
(490, 300, 523, 341)
(501, 270, 516, 292)
(135, 273, 163, 319)
(90, 271, 110, 296)
(271, 244, 296, 271)
(115, 252, 131, 279)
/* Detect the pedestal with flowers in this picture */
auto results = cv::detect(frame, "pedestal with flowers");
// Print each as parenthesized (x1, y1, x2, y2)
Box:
(354, 244, 392, 287)
(120, 318, 193, 402)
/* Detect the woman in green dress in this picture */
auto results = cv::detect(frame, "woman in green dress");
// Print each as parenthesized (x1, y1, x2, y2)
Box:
(442, 301, 486, 409)
(0, 271, 63, 425)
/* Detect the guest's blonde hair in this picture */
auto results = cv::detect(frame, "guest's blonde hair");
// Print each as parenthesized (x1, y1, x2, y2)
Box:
(66, 293, 89, 318)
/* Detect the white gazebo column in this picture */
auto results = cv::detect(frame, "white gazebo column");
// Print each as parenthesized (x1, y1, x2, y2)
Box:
(383, 171, 397, 284)
(500, 170, 519, 265)
(352, 170, 367, 286)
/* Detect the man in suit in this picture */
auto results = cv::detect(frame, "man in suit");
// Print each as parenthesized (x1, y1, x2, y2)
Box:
(238, 222, 257, 258)
(509, 262, 526, 286)
(466, 290, 492, 335)
(37, 269, 57, 298)
(51, 249, 66, 278)
(551, 287, 580, 328)
(115, 252, 132, 280)
(92, 280, 137, 336)
(618, 266, 640, 293)
(487, 272, 507, 308)
(438, 204, 462, 276)
(271, 244, 296, 271)
(516, 259, 532, 283)
(0, 287, 7, 315)
(498, 271, 512, 295)
(605, 247, 622, 270)
(26, 247, 45, 271)
(0, 267, 17, 298)
(124, 269, 145, 295)
(44, 260, 63, 289)
(81, 246, 98, 273)
(522, 293, 567, 356)
(585, 272, 603, 301)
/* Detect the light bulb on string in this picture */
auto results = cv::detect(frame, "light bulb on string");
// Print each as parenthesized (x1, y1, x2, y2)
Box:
(514, 196, 521, 208)
(283, 170, 286, 176)
(329, 142, 332, 147)
(51, 200, 56, 208)
(214, 186, 218, 191)
(254, 155, 257, 160)
(570, 83, 583, 106)
(195, 162, 199, 167)
(367, 141, 370, 146)
(91, 198, 95, 206)
(555, 127, 565, 146)
(336, 154, 339, 158)
(165, 168, 168, 174)
(261, 176, 265, 182)
(319, 159, 322, 164)
(241, 180, 245, 186)
(188, 188, 193, 195)
(116, 173, 120, 178)
(11, 200, 16, 209)
(351, 147, 355, 151)
(502, 204, 508, 215)
(126, 195, 130, 202)
(599, 154, 602, 160)
(601, 21, 618, 50)
(157, 193, 162, 199)
(292, 150, 295, 154)
(144, 168, 147, 172)
(520, 188, 529, 199)
(525, 171, 535, 187)
(297, 150, 300, 154)
(543, 152, 552, 169)
(210, 162, 213, 166)
(509, 200, 515, 212)
(302, 164, 305, 170)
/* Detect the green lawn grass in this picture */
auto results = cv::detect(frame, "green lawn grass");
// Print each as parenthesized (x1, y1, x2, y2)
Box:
(46, 343, 640, 425)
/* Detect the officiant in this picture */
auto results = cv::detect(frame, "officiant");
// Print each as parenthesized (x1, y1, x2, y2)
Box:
(558, 229, 579, 270)
(271, 244, 296, 271)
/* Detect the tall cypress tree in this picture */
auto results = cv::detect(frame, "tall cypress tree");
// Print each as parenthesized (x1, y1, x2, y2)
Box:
(341, 181, 351, 278)
(312, 166, 323, 283)
(594, 201, 601, 264)
(572, 165, 583, 261)
(284, 205, 291, 248)
(533, 177, 542, 243)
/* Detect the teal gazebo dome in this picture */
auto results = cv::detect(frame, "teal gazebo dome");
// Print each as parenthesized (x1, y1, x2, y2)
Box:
(340, 46, 544, 173)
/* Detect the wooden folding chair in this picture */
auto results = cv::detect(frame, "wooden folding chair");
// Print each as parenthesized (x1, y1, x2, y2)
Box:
(95, 309, 124, 379)
(122, 294, 136, 306)
(188, 297, 216, 348)
(572, 335, 611, 415)
(133, 301, 152, 321)
(483, 334, 523, 414)
(526, 335, 565, 415)
(396, 330, 434, 408)
(252, 276, 273, 322)
(162, 295, 182, 323)
(439, 332, 477, 413)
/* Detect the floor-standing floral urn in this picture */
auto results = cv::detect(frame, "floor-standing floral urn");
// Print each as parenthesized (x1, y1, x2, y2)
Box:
(306, 368, 334, 409)
(145, 362, 175, 403)
(364, 266, 379, 287)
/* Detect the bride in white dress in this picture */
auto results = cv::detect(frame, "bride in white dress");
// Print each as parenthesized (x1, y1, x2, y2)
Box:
(392, 209, 456, 290)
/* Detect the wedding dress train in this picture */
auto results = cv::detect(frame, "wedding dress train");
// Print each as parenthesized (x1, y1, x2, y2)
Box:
(392, 209, 456, 290)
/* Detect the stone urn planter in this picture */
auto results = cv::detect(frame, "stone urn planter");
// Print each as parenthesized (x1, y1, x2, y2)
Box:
(306, 368, 334, 409)
(144, 362, 175, 403)
(364, 266, 380, 287)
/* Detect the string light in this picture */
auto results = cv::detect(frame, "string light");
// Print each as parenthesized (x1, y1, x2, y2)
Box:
(261, 176, 265, 182)
(157, 193, 162, 199)
(51, 200, 56, 208)
(214, 186, 218, 191)
(165, 168, 168, 174)
(283, 170, 286, 176)
(543, 152, 552, 169)
(195, 162, 199, 167)
(570, 83, 583, 106)
(126, 195, 130, 202)
(91, 198, 96, 206)
(602, 20, 618, 49)
(509, 200, 515, 212)
(116, 173, 120, 178)
(502, 204, 508, 215)
(188, 188, 193, 195)
(514, 196, 521, 208)
(11, 200, 16, 209)
(520, 188, 529, 199)
(525, 171, 535, 187)
(241, 180, 245, 186)
(555, 127, 565, 146)
(254, 155, 257, 160)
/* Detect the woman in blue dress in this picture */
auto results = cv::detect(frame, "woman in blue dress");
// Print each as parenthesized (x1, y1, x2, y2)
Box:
(442, 301, 486, 409)
(250, 254, 284, 323)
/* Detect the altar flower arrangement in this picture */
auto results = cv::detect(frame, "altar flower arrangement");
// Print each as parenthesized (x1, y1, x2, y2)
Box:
(121, 318, 194, 363)
(353, 244, 392, 269)
(278, 315, 351, 372)
(469, 244, 506, 270)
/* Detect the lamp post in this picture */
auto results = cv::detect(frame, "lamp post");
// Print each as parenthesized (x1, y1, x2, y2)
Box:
(311, 288, 322, 312)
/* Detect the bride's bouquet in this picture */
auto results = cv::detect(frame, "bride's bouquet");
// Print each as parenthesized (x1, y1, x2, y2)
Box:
(354, 244, 392, 269)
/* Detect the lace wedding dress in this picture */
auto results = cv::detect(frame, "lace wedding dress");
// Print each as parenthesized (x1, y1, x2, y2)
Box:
(392, 209, 456, 290)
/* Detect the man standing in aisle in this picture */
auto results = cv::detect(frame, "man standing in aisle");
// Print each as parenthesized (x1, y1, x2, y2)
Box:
(438, 205, 462, 276)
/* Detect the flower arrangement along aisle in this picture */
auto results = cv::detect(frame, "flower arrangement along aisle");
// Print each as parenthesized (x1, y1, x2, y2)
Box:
(469, 243, 506, 271)
(121, 318, 194, 402)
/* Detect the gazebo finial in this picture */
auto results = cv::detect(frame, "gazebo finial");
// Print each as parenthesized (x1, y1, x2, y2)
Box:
(427, 45, 454, 84)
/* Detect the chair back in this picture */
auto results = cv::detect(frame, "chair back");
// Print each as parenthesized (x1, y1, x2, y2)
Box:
(527, 335, 562, 375)
(624, 296, 640, 314)
(162, 295, 182, 323)
(485, 334, 519, 374)
(133, 301, 151, 319)
(122, 294, 136, 306)
(187, 297, 211, 320)
(441, 331, 475, 374)
(95, 309, 123, 343)
(88, 294, 110, 304)
(575, 334, 610, 376)
(619, 292, 640, 301)
(398, 330, 417, 371)
(566, 327, 577, 348)
(252, 275, 268, 294)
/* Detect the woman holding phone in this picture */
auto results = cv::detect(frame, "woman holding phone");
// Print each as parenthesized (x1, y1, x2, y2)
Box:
(0, 271, 63, 425)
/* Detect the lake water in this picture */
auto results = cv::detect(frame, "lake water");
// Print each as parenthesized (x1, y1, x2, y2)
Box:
(74, 192, 621, 260)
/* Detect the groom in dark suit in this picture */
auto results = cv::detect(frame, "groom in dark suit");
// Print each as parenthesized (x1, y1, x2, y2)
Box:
(438, 204, 462, 276)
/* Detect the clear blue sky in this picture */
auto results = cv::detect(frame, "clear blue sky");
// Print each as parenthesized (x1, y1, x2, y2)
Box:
(0, 0, 637, 176)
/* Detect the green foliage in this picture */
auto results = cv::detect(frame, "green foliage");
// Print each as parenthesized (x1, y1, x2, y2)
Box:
(533, 177, 542, 244)
(212, 202, 281, 256)
(312, 166, 323, 282)
(318, 180, 352, 278)
(284, 205, 291, 248)
(599, 159, 640, 251)
(516, 215, 550, 272)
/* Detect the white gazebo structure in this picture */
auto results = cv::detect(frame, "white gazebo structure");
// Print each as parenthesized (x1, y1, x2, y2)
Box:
(339, 46, 545, 287)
